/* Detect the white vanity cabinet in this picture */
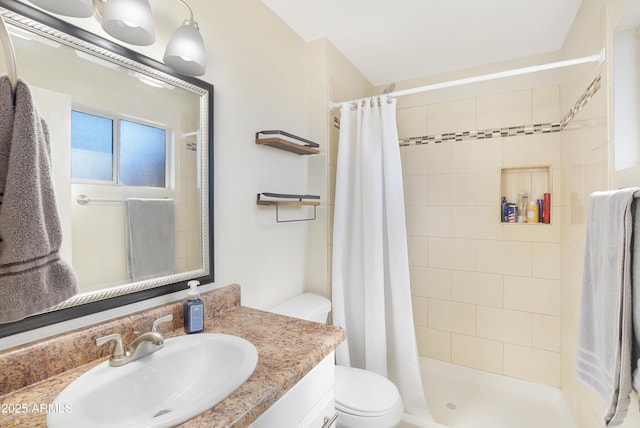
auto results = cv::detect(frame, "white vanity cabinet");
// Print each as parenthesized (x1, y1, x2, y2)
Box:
(250, 352, 337, 428)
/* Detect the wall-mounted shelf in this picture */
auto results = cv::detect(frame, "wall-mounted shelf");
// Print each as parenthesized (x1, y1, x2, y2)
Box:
(256, 130, 319, 155)
(257, 193, 320, 223)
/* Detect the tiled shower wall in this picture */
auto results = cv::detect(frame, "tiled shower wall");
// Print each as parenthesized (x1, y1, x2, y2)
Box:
(557, 0, 640, 426)
(398, 86, 564, 386)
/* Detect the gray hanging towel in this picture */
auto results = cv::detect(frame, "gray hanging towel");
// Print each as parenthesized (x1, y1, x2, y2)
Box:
(0, 76, 78, 323)
(125, 198, 176, 282)
(576, 188, 640, 426)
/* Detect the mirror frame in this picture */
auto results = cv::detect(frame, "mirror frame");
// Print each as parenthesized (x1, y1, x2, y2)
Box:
(0, 0, 214, 337)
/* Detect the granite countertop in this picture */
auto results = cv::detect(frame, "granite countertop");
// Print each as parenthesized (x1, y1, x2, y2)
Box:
(0, 285, 345, 427)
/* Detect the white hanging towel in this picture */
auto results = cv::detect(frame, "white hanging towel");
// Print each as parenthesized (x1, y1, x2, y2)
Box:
(332, 97, 434, 424)
(0, 76, 78, 323)
(576, 188, 640, 426)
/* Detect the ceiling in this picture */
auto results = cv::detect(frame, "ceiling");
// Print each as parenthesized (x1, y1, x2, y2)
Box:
(261, 0, 584, 86)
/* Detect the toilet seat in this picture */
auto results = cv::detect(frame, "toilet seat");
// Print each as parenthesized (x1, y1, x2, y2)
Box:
(335, 366, 402, 417)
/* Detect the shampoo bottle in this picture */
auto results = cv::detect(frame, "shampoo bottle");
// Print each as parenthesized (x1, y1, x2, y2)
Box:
(184, 280, 204, 334)
(517, 193, 528, 223)
(526, 200, 540, 223)
(501, 196, 507, 222)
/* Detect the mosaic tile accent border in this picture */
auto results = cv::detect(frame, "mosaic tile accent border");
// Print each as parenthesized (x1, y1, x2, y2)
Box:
(400, 123, 564, 145)
(559, 74, 601, 128)
(397, 74, 601, 146)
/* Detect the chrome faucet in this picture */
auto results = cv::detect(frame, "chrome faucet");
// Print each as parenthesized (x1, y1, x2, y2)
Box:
(96, 314, 174, 367)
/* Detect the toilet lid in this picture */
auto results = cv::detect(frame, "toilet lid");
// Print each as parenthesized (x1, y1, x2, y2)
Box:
(335, 366, 402, 417)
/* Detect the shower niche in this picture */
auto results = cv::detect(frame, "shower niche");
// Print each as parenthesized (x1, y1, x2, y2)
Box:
(500, 166, 552, 224)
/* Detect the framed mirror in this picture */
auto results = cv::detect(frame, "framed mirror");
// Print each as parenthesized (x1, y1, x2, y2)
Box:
(0, 0, 214, 337)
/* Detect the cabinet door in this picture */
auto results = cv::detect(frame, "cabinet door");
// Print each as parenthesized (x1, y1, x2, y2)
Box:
(298, 388, 337, 428)
(250, 352, 335, 427)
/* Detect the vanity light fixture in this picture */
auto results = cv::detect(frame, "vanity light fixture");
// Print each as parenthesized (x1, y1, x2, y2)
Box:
(25, 0, 207, 76)
(163, 0, 207, 76)
(100, 0, 155, 46)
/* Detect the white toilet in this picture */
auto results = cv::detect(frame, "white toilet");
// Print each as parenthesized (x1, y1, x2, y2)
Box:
(270, 293, 404, 428)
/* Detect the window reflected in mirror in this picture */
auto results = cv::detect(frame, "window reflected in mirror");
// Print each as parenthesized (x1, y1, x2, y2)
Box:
(71, 111, 114, 182)
(71, 111, 168, 188)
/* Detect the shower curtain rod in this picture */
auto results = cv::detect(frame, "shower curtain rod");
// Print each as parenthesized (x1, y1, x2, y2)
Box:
(329, 49, 605, 111)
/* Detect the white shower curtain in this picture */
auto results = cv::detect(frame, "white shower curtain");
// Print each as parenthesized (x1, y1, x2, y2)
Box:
(332, 97, 433, 423)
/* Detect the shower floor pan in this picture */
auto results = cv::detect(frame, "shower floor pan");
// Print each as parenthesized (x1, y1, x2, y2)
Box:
(411, 357, 577, 428)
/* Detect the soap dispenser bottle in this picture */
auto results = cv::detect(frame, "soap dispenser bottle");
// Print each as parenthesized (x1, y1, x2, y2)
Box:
(184, 280, 204, 334)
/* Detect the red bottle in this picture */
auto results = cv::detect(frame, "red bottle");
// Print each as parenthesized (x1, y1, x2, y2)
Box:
(543, 193, 551, 224)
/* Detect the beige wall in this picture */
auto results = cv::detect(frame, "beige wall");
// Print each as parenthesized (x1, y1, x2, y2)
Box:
(305, 39, 373, 299)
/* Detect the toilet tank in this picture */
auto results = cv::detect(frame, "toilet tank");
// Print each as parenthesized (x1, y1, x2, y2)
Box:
(270, 293, 331, 323)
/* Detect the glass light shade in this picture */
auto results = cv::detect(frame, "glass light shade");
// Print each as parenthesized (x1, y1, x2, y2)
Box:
(101, 0, 155, 46)
(28, 0, 94, 18)
(163, 23, 207, 76)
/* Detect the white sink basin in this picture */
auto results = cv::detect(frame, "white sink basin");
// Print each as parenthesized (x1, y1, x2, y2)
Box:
(47, 333, 258, 428)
